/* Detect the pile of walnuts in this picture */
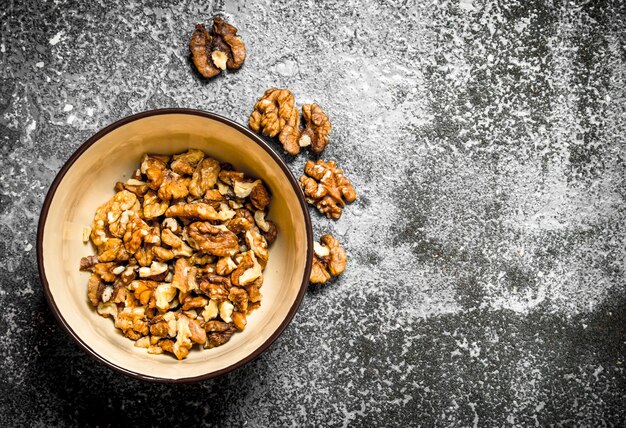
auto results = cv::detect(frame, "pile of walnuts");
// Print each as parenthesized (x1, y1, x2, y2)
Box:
(80, 150, 276, 359)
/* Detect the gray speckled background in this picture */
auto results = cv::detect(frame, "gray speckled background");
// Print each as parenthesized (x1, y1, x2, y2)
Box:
(1, 0, 626, 426)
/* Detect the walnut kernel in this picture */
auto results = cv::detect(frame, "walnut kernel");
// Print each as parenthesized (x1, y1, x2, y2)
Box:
(249, 88, 301, 155)
(300, 160, 356, 219)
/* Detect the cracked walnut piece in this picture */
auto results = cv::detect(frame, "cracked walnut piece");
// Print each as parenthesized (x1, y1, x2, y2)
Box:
(249, 88, 301, 155)
(80, 149, 277, 359)
(189, 17, 246, 79)
(309, 234, 347, 284)
(300, 160, 357, 219)
(299, 103, 332, 154)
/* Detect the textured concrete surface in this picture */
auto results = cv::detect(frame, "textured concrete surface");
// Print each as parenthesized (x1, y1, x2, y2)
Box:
(1, 0, 626, 426)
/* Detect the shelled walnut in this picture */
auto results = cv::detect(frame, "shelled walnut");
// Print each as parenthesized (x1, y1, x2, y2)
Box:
(249, 88, 301, 155)
(189, 17, 246, 79)
(309, 234, 347, 284)
(80, 149, 276, 359)
(300, 159, 356, 219)
(299, 103, 332, 154)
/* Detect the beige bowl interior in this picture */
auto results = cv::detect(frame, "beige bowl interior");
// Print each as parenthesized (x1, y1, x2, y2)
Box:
(40, 112, 310, 381)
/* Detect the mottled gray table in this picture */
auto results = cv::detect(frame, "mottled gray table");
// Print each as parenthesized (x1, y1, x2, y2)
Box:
(2, 0, 625, 426)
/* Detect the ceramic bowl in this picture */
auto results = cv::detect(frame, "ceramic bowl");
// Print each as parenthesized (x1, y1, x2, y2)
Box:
(37, 109, 312, 383)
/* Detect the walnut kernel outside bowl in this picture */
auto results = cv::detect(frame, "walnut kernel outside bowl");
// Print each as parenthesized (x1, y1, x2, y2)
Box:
(37, 109, 313, 383)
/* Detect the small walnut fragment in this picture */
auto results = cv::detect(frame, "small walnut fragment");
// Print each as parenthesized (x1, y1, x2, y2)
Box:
(205, 320, 236, 349)
(230, 251, 255, 286)
(310, 256, 331, 284)
(249, 182, 271, 211)
(228, 287, 249, 313)
(249, 88, 301, 155)
(300, 160, 356, 219)
(90, 190, 140, 248)
(143, 191, 169, 219)
(189, 17, 246, 79)
(187, 222, 239, 257)
(245, 228, 268, 266)
(171, 149, 205, 176)
(81, 149, 278, 359)
(129, 280, 158, 306)
(123, 217, 152, 254)
(199, 276, 230, 302)
(154, 283, 177, 311)
(158, 172, 190, 201)
(141, 154, 169, 189)
(172, 315, 193, 359)
(231, 311, 247, 331)
(218, 169, 244, 186)
(300, 103, 332, 154)
(216, 256, 237, 276)
(189, 158, 220, 198)
(80, 255, 99, 271)
(309, 234, 347, 284)
(87, 274, 104, 307)
(116, 178, 149, 197)
(92, 262, 119, 283)
(170, 258, 190, 287)
(165, 202, 220, 221)
(115, 306, 149, 340)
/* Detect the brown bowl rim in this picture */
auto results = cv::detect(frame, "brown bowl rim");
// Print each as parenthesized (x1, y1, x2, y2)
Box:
(36, 108, 313, 384)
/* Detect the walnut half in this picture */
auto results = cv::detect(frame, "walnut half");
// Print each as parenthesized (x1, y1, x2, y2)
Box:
(189, 17, 246, 79)
(300, 160, 357, 219)
(299, 103, 332, 154)
(309, 234, 347, 284)
(249, 88, 301, 155)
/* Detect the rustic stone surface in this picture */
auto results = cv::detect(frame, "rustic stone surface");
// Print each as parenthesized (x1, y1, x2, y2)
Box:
(1, 0, 625, 425)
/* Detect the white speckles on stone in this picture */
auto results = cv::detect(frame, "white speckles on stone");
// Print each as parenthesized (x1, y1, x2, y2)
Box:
(469, 402, 479, 428)
(49, 31, 64, 45)
(469, 342, 481, 358)
(273, 59, 299, 77)
(515, 18, 531, 33)
(459, 0, 476, 12)
(536, 401, 545, 412)
(592, 365, 604, 381)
